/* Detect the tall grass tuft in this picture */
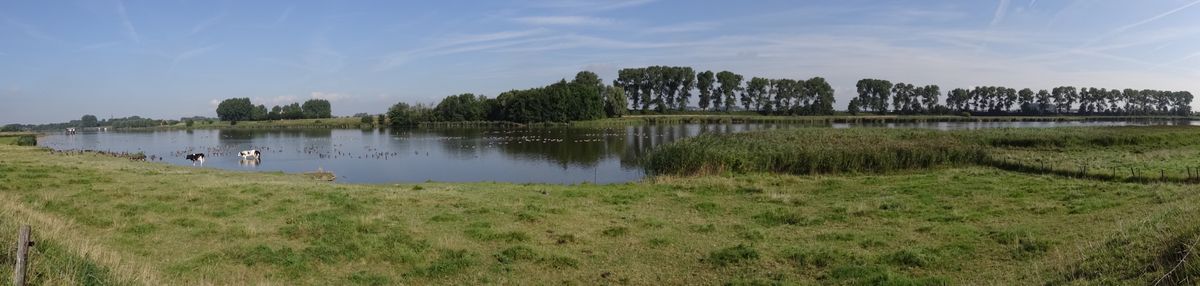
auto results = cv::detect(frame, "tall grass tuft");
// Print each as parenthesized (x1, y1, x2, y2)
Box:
(646, 128, 986, 176)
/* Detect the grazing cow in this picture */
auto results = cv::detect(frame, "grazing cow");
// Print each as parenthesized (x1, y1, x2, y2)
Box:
(185, 153, 206, 165)
(238, 150, 261, 160)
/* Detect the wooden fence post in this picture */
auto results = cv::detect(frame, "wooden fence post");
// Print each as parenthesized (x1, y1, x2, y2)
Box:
(13, 225, 32, 286)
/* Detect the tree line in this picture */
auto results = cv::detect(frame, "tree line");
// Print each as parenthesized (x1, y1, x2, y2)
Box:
(3, 115, 169, 131)
(613, 66, 837, 115)
(215, 98, 333, 122)
(384, 71, 627, 127)
(849, 79, 1193, 116)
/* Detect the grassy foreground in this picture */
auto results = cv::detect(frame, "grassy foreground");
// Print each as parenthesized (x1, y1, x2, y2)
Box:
(2, 132, 1200, 284)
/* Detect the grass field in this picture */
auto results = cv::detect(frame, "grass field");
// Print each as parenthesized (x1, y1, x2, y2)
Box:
(1, 127, 1199, 284)
(0, 132, 36, 146)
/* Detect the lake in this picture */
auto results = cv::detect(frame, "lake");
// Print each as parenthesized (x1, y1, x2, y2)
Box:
(37, 119, 1197, 184)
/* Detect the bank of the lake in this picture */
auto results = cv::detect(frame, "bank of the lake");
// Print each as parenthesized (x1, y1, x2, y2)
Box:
(2, 128, 1199, 284)
(100, 114, 1199, 131)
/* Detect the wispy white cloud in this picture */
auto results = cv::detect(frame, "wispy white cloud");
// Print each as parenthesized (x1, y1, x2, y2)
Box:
(990, 0, 1011, 27)
(252, 95, 300, 107)
(531, 0, 656, 11)
(1111, 0, 1200, 35)
(310, 91, 351, 102)
(643, 22, 718, 34)
(116, 0, 141, 43)
(4, 18, 57, 42)
(272, 6, 293, 27)
(376, 29, 548, 71)
(77, 41, 121, 52)
(169, 44, 222, 71)
(513, 16, 614, 26)
(190, 12, 225, 35)
(492, 34, 686, 53)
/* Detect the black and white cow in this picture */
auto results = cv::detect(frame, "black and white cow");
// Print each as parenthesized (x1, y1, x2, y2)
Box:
(185, 153, 206, 165)
(238, 150, 261, 160)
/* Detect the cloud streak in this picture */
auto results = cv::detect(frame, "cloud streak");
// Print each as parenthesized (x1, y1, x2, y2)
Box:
(190, 12, 225, 35)
(513, 16, 614, 26)
(532, 0, 656, 11)
(116, 0, 141, 43)
(4, 18, 57, 42)
(169, 44, 222, 71)
(990, 0, 1010, 27)
(1078, 0, 1200, 49)
(376, 29, 548, 71)
(642, 22, 718, 34)
(310, 92, 351, 102)
(272, 6, 293, 27)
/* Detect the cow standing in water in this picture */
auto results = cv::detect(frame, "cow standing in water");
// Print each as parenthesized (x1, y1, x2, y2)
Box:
(185, 153, 206, 166)
(239, 150, 261, 160)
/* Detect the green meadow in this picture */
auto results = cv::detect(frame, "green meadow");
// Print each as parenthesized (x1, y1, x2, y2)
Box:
(1, 126, 1199, 285)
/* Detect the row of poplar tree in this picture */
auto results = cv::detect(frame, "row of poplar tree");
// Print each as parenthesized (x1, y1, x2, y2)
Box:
(851, 79, 1193, 116)
(613, 66, 837, 115)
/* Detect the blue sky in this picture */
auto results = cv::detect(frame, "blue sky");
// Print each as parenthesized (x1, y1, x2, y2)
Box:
(2, 0, 1200, 124)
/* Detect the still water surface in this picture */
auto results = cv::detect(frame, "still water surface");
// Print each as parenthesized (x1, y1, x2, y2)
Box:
(38, 120, 1195, 183)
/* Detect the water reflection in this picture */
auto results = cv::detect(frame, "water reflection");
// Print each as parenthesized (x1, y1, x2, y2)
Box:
(239, 158, 261, 166)
(36, 120, 1196, 184)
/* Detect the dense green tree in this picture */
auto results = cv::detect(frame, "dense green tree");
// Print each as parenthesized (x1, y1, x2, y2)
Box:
(603, 85, 627, 117)
(806, 77, 836, 115)
(281, 103, 304, 119)
(386, 102, 430, 127)
(252, 105, 268, 121)
(614, 68, 641, 111)
(891, 83, 915, 114)
(946, 88, 970, 112)
(301, 99, 333, 119)
(696, 70, 715, 110)
(920, 85, 940, 112)
(746, 77, 770, 112)
(216, 98, 255, 121)
(80, 115, 98, 128)
(433, 93, 488, 121)
(268, 106, 283, 120)
(677, 67, 696, 110)
(715, 71, 743, 111)
(853, 79, 893, 113)
(1018, 88, 1035, 113)
(1036, 89, 1052, 114)
(489, 72, 607, 123)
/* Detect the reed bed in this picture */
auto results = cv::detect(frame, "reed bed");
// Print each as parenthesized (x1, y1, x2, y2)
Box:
(646, 126, 1200, 179)
(645, 128, 987, 175)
